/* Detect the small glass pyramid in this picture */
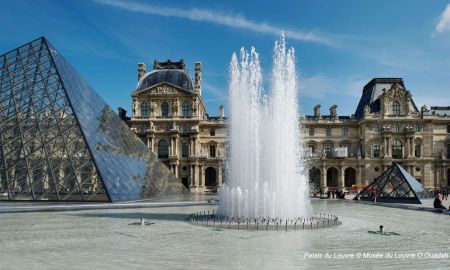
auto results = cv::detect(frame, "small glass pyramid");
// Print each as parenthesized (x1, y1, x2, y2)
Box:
(356, 163, 433, 204)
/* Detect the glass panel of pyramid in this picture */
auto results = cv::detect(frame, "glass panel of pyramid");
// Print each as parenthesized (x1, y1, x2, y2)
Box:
(0, 37, 186, 202)
(356, 163, 433, 204)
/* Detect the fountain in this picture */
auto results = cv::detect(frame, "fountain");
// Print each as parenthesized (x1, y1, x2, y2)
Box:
(219, 34, 310, 220)
(190, 34, 339, 230)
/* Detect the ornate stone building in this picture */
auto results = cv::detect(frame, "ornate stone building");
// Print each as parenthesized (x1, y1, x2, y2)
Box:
(303, 78, 450, 192)
(124, 60, 227, 192)
(124, 63, 450, 193)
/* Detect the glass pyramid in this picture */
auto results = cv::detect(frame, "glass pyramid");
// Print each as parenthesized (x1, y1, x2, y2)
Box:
(0, 37, 186, 202)
(356, 163, 432, 204)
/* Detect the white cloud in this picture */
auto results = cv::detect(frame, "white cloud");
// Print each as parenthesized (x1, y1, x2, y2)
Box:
(300, 75, 366, 98)
(435, 4, 450, 34)
(94, 0, 332, 45)
(202, 81, 228, 101)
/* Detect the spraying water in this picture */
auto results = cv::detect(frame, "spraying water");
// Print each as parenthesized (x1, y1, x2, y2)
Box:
(219, 34, 311, 219)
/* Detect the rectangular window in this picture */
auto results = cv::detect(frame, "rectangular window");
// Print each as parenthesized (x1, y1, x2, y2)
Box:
(308, 145, 316, 155)
(373, 124, 379, 133)
(210, 129, 215, 136)
(182, 143, 189, 157)
(326, 128, 331, 137)
(324, 145, 332, 158)
(342, 128, 348, 136)
(415, 143, 421, 157)
(415, 124, 422, 132)
(209, 145, 216, 158)
(447, 144, 450, 159)
(373, 144, 380, 158)
(447, 125, 450, 133)
(393, 124, 400, 132)
(309, 128, 314, 136)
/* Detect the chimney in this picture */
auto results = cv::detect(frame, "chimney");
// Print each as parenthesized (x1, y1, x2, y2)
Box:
(314, 104, 321, 118)
(194, 62, 202, 96)
(219, 105, 225, 119)
(117, 107, 127, 120)
(138, 62, 146, 81)
(330, 105, 337, 119)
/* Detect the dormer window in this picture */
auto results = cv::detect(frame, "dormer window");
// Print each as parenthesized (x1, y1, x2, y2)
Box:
(392, 101, 400, 115)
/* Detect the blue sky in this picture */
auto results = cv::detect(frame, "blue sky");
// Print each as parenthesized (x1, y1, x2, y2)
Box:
(1, 0, 450, 117)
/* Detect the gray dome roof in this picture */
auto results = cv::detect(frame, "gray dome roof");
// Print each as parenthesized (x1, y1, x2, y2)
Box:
(136, 69, 194, 92)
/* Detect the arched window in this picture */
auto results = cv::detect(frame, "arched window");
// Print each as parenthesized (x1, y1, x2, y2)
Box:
(373, 143, 380, 158)
(161, 102, 169, 117)
(182, 101, 190, 117)
(158, 139, 169, 158)
(392, 101, 400, 115)
(140, 102, 148, 117)
(392, 139, 402, 159)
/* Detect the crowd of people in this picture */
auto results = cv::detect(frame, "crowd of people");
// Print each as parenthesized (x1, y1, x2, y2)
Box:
(314, 188, 347, 199)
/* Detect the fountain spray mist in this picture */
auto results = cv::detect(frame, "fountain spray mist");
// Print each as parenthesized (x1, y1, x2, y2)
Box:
(219, 34, 311, 219)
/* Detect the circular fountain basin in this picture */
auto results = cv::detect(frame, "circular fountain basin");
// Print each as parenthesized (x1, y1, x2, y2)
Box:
(189, 211, 341, 231)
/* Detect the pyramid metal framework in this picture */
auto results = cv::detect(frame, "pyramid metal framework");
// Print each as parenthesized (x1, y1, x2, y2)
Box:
(357, 163, 432, 204)
(0, 37, 186, 202)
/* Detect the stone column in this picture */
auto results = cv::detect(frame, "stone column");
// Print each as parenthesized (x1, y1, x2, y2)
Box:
(218, 163, 223, 186)
(190, 165, 195, 189)
(200, 165, 205, 187)
(406, 137, 411, 158)
(194, 165, 200, 188)
(191, 137, 197, 156)
(339, 166, 345, 188)
(356, 165, 363, 185)
(321, 165, 326, 188)
(172, 138, 176, 156)
(435, 166, 440, 189)
(387, 137, 391, 157)
(175, 163, 179, 178)
(147, 136, 151, 150)
(150, 135, 155, 154)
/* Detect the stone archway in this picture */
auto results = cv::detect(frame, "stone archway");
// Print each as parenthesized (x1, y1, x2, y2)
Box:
(344, 167, 356, 187)
(205, 167, 217, 187)
(326, 167, 339, 187)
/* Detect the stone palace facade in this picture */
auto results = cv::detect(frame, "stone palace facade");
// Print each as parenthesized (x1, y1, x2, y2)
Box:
(123, 60, 450, 193)
(123, 60, 226, 193)
(303, 78, 450, 192)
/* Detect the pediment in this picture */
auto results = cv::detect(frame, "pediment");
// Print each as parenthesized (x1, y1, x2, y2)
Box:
(384, 83, 409, 98)
(135, 82, 194, 96)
